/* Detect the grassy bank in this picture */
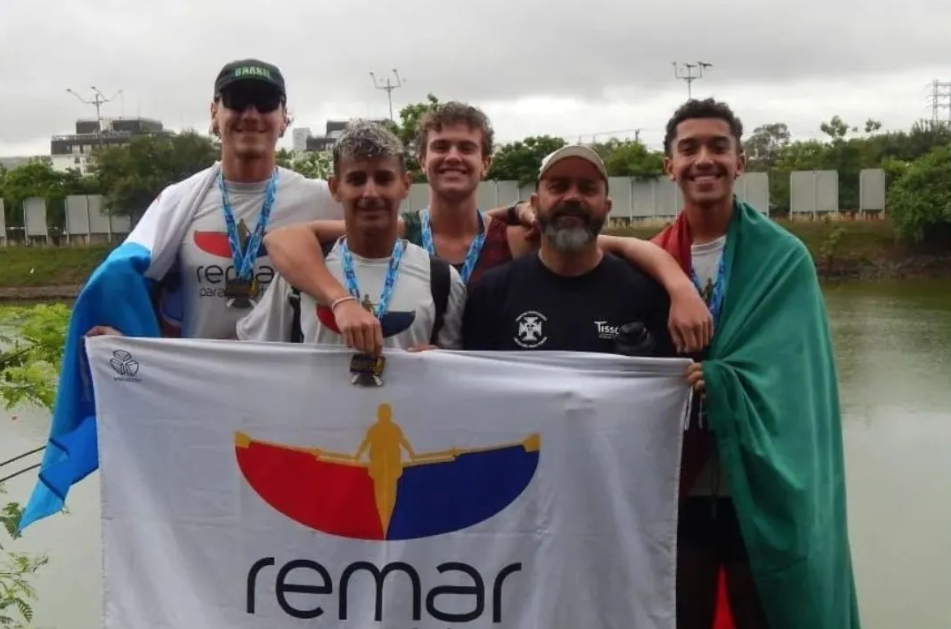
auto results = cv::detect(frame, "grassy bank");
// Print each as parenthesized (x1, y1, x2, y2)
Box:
(0, 218, 944, 296)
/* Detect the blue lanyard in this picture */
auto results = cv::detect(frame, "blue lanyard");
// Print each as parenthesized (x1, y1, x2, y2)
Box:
(419, 208, 486, 284)
(217, 168, 279, 279)
(691, 244, 728, 326)
(339, 238, 406, 319)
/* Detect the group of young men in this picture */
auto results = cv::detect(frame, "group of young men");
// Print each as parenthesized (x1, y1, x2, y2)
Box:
(76, 57, 859, 629)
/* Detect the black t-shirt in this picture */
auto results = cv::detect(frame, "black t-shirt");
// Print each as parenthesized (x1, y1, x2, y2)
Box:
(462, 252, 675, 356)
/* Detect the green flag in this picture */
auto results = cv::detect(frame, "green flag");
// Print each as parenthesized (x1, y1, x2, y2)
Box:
(703, 202, 861, 628)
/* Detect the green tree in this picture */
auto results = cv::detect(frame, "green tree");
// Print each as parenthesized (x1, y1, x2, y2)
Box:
(0, 160, 96, 230)
(276, 149, 333, 180)
(289, 151, 333, 180)
(393, 94, 441, 181)
(0, 303, 70, 628)
(486, 135, 567, 185)
(886, 146, 951, 242)
(600, 140, 664, 179)
(744, 123, 791, 171)
(91, 131, 219, 216)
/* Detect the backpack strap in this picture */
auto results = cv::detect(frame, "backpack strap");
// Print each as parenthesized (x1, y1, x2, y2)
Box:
(288, 240, 338, 343)
(288, 287, 303, 343)
(428, 255, 452, 345)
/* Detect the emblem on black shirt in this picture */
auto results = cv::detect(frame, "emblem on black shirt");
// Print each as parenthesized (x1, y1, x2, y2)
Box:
(515, 311, 548, 349)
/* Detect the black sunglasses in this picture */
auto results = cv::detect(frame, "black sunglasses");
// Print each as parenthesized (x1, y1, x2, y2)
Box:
(219, 88, 283, 114)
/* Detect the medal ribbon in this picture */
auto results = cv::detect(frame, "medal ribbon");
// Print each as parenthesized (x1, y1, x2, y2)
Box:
(217, 168, 279, 280)
(690, 241, 728, 326)
(419, 208, 486, 284)
(339, 238, 406, 319)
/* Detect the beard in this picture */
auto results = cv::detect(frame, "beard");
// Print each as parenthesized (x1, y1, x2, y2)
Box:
(537, 201, 605, 252)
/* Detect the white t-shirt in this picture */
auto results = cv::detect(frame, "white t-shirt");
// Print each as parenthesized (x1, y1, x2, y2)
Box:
(236, 240, 466, 349)
(172, 168, 342, 339)
(689, 235, 730, 497)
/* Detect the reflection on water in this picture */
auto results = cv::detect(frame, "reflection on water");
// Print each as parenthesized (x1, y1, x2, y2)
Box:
(1, 280, 949, 629)
(822, 280, 951, 629)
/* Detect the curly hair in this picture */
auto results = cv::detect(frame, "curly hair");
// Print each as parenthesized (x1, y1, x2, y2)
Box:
(415, 101, 494, 158)
(663, 98, 744, 156)
(332, 119, 405, 175)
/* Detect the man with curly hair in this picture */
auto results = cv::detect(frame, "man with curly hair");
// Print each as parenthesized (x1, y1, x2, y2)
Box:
(665, 98, 861, 629)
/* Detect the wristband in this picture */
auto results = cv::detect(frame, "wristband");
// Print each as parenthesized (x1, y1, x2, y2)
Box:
(331, 295, 358, 312)
(505, 201, 521, 226)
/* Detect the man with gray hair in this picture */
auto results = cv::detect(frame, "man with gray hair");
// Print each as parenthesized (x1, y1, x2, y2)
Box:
(236, 120, 466, 350)
(461, 145, 675, 356)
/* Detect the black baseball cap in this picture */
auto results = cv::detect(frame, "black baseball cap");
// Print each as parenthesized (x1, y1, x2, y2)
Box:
(214, 59, 286, 97)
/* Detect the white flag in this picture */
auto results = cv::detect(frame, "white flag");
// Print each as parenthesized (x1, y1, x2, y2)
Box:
(87, 337, 690, 629)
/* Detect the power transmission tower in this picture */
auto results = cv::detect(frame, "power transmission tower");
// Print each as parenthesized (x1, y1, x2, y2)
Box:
(929, 79, 951, 127)
(66, 86, 122, 147)
(672, 61, 712, 100)
(370, 69, 404, 121)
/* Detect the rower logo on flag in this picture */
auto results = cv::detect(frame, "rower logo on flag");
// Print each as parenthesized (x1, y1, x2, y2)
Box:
(235, 402, 541, 541)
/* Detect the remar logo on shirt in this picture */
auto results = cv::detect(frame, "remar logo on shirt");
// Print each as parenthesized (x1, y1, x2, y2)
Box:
(192, 221, 275, 299)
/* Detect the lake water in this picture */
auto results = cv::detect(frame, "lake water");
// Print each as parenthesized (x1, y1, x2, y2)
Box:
(2, 279, 949, 629)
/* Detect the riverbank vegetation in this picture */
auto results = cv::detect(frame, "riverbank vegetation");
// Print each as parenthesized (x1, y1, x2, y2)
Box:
(0, 303, 69, 627)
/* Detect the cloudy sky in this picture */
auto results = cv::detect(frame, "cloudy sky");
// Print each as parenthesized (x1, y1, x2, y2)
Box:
(1, 0, 949, 156)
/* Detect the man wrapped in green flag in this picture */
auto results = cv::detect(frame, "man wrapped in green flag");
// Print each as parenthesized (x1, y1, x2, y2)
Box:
(655, 98, 861, 629)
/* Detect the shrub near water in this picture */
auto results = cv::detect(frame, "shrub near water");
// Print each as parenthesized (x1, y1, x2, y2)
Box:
(887, 146, 951, 243)
(0, 303, 70, 628)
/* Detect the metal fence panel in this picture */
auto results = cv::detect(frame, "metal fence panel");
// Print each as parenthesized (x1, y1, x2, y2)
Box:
(630, 180, 657, 218)
(816, 170, 839, 213)
(496, 180, 521, 206)
(391, 174, 775, 221)
(735, 172, 769, 213)
(110, 213, 132, 234)
(24, 197, 48, 237)
(88, 195, 111, 234)
(476, 181, 498, 210)
(790, 171, 816, 214)
(606, 177, 632, 218)
(654, 179, 682, 218)
(66, 195, 90, 235)
(790, 170, 840, 214)
(859, 168, 886, 211)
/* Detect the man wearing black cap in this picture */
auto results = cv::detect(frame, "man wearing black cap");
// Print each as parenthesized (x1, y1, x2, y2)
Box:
(86, 58, 343, 341)
(210, 59, 288, 179)
(461, 145, 675, 357)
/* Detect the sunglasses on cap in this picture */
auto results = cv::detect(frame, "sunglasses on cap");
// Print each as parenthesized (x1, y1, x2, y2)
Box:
(218, 86, 284, 114)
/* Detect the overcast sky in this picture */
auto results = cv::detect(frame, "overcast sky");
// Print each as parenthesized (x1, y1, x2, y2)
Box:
(1, 0, 949, 157)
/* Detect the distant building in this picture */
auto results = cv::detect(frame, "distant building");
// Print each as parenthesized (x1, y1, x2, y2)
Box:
(304, 119, 388, 152)
(50, 117, 172, 175)
(291, 127, 310, 154)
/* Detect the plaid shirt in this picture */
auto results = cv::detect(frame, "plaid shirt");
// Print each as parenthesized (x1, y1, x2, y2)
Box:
(402, 211, 512, 284)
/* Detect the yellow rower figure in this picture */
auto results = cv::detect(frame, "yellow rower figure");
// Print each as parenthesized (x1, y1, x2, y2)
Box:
(354, 403, 417, 532)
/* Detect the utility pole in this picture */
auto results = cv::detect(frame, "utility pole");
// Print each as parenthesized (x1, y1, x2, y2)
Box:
(672, 61, 712, 100)
(929, 79, 951, 127)
(66, 86, 122, 148)
(370, 69, 404, 121)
